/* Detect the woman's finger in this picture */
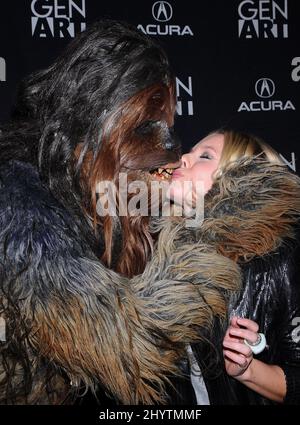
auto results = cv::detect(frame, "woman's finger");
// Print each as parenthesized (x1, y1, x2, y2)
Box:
(230, 316, 240, 328)
(236, 317, 259, 333)
(223, 350, 249, 366)
(223, 340, 253, 357)
(229, 328, 259, 344)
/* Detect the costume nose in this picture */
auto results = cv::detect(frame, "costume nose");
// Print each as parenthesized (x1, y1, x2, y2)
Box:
(164, 127, 181, 151)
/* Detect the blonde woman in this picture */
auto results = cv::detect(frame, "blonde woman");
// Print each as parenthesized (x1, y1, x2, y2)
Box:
(167, 130, 300, 404)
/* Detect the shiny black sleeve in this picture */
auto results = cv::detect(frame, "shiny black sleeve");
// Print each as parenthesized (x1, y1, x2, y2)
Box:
(277, 244, 300, 404)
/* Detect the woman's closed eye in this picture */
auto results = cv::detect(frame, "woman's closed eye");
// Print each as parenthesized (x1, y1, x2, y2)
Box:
(199, 152, 213, 160)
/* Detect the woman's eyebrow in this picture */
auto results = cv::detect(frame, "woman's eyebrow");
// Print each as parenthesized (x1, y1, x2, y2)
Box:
(191, 145, 217, 153)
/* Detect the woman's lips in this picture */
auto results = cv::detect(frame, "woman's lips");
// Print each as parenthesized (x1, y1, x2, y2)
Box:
(171, 169, 184, 180)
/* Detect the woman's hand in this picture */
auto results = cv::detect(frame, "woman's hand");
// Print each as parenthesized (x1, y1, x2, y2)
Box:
(222, 316, 286, 402)
(222, 316, 259, 379)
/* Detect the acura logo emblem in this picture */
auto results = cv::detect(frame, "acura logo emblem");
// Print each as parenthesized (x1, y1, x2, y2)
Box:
(255, 78, 275, 98)
(152, 1, 173, 22)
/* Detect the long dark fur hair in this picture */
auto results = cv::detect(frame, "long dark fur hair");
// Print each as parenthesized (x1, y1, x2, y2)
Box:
(0, 19, 179, 277)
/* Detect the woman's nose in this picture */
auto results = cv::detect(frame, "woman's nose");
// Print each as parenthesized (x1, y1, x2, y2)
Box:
(181, 153, 189, 168)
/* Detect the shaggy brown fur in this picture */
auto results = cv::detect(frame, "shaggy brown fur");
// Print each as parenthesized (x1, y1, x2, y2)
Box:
(202, 157, 300, 261)
(31, 250, 239, 404)
(76, 83, 178, 277)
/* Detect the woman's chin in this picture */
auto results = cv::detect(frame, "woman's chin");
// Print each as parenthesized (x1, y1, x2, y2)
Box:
(166, 181, 184, 203)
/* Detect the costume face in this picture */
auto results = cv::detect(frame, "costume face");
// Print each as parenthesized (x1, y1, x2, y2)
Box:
(24, 18, 182, 276)
(169, 133, 224, 203)
(116, 86, 181, 183)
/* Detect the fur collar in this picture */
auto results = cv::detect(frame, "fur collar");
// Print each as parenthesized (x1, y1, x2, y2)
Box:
(153, 157, 300, 263)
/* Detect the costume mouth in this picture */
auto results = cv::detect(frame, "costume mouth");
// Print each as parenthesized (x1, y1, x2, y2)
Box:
(123, 152, 181, 181)
(148, 157, 181, 181)
(149, 166, 175, 181)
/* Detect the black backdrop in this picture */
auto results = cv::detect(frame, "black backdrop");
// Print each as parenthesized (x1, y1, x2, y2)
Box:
(0, 0, 300, 171)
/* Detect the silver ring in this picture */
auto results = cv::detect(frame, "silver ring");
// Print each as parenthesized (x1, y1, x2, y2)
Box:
(244, 333, 266, 355)
(245, 333, 262, 347)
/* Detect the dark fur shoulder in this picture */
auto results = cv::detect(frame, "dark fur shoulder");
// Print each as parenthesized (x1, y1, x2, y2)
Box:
(0, 160, 96, 270)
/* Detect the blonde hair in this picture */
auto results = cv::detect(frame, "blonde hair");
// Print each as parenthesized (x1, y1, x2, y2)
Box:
(211, 130, 284, 179)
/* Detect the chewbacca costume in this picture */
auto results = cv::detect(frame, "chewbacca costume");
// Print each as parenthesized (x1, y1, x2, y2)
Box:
(0, 19, 239, 405)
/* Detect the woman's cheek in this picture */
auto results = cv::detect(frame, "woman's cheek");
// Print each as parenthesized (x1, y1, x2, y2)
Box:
(166, 180, 184, 202)
(193, 167, 213, 194)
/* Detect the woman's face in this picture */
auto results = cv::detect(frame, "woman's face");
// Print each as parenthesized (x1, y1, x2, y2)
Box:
(169, 133, 224, 203)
